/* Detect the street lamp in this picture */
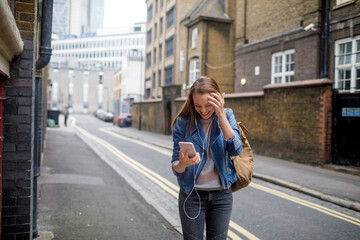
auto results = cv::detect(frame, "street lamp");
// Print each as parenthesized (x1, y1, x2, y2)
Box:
(132, 49, 143, 131)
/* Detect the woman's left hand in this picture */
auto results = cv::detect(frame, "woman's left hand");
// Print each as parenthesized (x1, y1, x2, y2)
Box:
(208, 92, 225, 118)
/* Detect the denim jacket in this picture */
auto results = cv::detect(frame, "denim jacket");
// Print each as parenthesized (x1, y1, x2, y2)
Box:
(172, 108, 242, 195)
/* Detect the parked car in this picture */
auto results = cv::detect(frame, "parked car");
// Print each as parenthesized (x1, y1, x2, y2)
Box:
(94, 109, 114, 122)
(94, 109, 105, 119)
(114, 113, 132, 127)
(103, 112, 114, 122)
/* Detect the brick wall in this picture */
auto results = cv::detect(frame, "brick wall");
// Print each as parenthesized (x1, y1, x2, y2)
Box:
(235, 31, 320, 93)
(230, 79, 333, 165)
(133, 79, 333, 165)
(132, 99, 165, 134)
(2, 0, 36, 239)
(236, 0, 319, 44)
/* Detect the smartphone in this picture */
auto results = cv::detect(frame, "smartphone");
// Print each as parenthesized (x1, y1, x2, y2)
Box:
(179, 142, 196, 158)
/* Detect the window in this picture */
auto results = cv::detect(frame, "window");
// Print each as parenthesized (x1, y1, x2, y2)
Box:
(180, 50, 184, 72)
(167, 6, 175, 29)
(152, 72, 156, 88)
(166, 36, 174, 58)
(158, 69, 162, 87)
(165, 65, 173, 85)
(146, 52, 152, 68)
(161, 0, 164, 8)
(154, 23, 157, 40)
(271, 49, 295, 84)
(147, 4, 153, 22)
(160, 17, 163, 35)
(155, 0, 158, 13)
(191, 28, 198, 49)
(145, 78, 151, 99)
(335, 36, 360, 92)
(159, 43, 162, 61)
(147, 28, 152, 45)
(153, 47, 157, 64)
(189, 58, 200, 85)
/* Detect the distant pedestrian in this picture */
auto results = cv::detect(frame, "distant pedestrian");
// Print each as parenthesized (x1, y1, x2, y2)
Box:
(64, 109, 69, 127)
(171, 76, 243, 240)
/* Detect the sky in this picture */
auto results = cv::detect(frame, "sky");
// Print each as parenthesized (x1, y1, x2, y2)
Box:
(103, 0, 147, 28)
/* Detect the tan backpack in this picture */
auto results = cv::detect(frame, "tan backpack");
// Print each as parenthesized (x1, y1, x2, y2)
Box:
(229, 121, 254, 192)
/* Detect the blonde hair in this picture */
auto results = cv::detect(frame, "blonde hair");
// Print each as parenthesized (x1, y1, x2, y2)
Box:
(172, 76, 221, 137)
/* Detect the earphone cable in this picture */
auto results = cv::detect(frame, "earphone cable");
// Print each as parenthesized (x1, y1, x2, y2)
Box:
(182, 114, 214, 220)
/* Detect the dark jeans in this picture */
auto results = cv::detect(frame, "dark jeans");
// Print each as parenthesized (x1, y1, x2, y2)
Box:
(179, 188, 233, 240)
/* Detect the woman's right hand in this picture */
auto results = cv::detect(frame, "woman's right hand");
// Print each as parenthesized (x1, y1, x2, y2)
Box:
(173, 149, 200, 173)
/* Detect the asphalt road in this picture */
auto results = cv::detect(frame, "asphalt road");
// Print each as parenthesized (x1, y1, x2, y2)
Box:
(42, 114, 360, 240)
(37, 126, 182, 239)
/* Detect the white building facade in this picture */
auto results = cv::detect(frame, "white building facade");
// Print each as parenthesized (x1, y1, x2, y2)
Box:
(49, 23, 146, 114)
(51, 23, 146, 70)
(113, 56, 145, 116)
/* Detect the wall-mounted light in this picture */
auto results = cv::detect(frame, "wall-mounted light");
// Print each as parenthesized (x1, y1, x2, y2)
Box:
(241, 78, 247, 86)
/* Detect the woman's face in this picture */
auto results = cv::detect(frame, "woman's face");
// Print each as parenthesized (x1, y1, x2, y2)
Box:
(192, 93, 215, 119)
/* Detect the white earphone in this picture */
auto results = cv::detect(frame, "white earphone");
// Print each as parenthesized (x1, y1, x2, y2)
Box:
(183, 113, 214, 219)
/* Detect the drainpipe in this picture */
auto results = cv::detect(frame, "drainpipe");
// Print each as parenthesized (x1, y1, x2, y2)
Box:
(0, 78, 3, 236)
(205, 22, 209, 75)
(320, 0, 330, 78)
(36, 0, 54, 69)
(33, 0, 53, 238)
(320, 0, 326, 78)
(324, 0, 330, 78)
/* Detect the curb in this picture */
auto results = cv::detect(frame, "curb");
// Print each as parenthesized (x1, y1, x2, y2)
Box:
(323, 164, 360, 177)
(112, 127, 360, 213)
(253, 173, 360, 212)
(73, 124, 183, 236)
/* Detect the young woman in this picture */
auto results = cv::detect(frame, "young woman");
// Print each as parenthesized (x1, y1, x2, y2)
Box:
(171, 76, 242, 240)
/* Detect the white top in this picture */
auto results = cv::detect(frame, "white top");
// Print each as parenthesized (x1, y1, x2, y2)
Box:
(195, 115, 223, 190)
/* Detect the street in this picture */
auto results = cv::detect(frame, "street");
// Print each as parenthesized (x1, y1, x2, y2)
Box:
(38, 114, 360, 240)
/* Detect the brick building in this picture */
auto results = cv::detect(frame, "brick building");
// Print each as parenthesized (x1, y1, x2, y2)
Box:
(233, 0, 360, 165)
(136, 0, 359, 166)
(179, 0, 236, 93)
(1, 0, 53, 238)
(142, 0, 237, 134)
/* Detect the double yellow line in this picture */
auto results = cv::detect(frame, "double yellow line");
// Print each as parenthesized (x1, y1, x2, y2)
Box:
(98, 128, 261, 239)
(100, 127, 360, 227)
(71, 119, 259, 239)
(250, 182, 360, 226)
(71, 118, 360, 239)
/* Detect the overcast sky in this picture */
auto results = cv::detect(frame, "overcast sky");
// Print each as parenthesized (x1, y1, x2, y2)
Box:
(104, 0, 147, 28)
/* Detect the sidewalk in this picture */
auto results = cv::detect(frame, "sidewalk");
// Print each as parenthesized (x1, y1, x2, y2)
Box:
(109, 125, 360, 212)
(35, 115, 182, 240)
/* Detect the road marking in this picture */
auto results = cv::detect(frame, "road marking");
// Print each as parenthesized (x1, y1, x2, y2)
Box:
(100, 123, 360, 228)
(250, 182, 360, 226)
(100, 127, 173, 157)
(71, 118, 258, 240)
(100, 128, 262, 239)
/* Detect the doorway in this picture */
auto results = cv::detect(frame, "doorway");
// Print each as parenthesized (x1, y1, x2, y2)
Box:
(164, 101, 172, 135)
(332, 91, 360, 166)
